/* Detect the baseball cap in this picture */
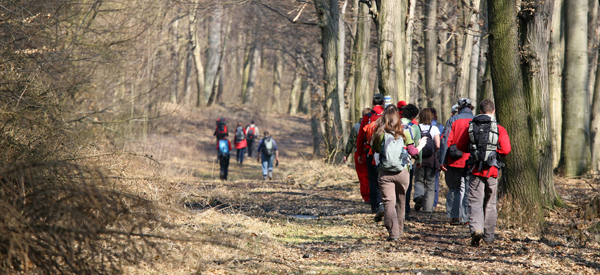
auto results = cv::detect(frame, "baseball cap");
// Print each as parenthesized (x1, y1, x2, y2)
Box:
(373, 94, 384, 101)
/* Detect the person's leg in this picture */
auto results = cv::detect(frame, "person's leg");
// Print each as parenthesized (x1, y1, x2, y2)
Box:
(413, 166, 425, 203)
(394, 169, 410, 236)
(247, 139, 253, 157)
(467, 175, 485, 235)
(483, 177, 498, 242)
(267, 155, 274, 179)
(422, 166, 437, 212)
(459, 175, 470, 224)
(445, 167, 463, 221)
(222, 155, 230, 180)
(239, 148, 246, 164)
(405, 168, 414, 217)
(366, 154, 382, 213)
(379, 171, 399, 239)
(433, 172, 440, 208)
(219, 156, 225, 180)
(355, 152, 370, 203)
(261, 154, 268, 179)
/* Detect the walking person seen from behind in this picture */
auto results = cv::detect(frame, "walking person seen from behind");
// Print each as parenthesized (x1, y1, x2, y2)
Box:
(246, 121, 259, 157)
(234, 122, 248, 165)
(217, 133, 232, 180)
(371, 105, 428, 241)
(256, 131, 279, 180)
(456, 99, 511, 246)
(412, 108, 441, 213)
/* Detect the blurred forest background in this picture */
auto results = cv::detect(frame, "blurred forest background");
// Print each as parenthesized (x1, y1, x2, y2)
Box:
(1, 0, 600, 273)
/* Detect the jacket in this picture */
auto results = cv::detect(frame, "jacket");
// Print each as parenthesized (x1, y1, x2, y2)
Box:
(356, 105, 384, 156)
(234, 127, 248, 149)
(439, 107, 474, 168)
(456, 116, 511, 178)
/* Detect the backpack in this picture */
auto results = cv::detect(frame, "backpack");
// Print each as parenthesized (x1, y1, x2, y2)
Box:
(262, 137, 274, 157)
(379, 132, 411, 172)
(216, 118, 228, 135)
(247, 126, 256, 139)
(362, 109, 383, 151)
(468, 115, 502, 173)
(218, 139, 230, 156)
(235, 126, 245, 141)
(419, 125, 436, 158)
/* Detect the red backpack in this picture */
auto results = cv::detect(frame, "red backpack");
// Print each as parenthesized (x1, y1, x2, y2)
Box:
(247, 126, 256, 139)
(216, 118, 228, 135)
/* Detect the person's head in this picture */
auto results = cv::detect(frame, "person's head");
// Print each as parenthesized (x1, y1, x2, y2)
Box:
(237, 122, 242, 127)
(451, 104, 459, 116)
(362, 108, 371, 116)
(401, 104, 419, 120)
(376, 105, 404, 140)
(418, 108, 434, 125)
(220, 133, 229, 139)
(457, 98, 474, 111)
(251, 120, 255, 124)
(264, 131, 271, 137)
(479, 99, 495, 115)
(430, 107, 438, 120)
(372, 94, 384, 106)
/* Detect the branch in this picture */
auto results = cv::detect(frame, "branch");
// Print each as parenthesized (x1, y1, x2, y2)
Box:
(254, 0, 317, 26)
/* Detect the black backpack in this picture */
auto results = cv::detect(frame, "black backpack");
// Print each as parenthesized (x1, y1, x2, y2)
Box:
(419, 125, 436, 158)
(468, 115, 503, 173)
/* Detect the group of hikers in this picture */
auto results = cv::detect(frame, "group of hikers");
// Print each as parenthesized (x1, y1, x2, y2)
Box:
(344, 94, 511, 246)
(214, 119, 279, 181)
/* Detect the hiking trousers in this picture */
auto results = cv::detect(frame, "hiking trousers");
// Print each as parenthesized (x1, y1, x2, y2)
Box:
(354, 152, 370, 202)
(379, 169, 410, 239)
(260, 154, 274, 177)
(237, 148, 246, 164)
(247, 139, 255, 157)
(445, 167, 469, 223)
(366, 154, 382, 213)
(219, 154, 230, 180)
(467, 175, 498, 242)
(413, 166, 437, 212)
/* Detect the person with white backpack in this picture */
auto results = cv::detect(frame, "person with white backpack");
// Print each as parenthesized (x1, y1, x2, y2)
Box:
(256, 131, 279, 180)
(371, 106, 428, 241)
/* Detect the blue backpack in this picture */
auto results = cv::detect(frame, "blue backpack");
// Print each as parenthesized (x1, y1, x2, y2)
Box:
(218, 140, 230, 156)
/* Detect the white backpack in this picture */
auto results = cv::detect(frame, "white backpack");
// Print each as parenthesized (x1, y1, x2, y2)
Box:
(379, 132, 411, 172)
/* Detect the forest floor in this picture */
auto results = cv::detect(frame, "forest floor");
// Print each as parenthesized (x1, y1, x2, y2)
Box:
(124, 104, 600, 274)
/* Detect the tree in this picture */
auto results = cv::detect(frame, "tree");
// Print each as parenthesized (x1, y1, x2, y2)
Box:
(352, 0, 372, 121)
(560, 0, 591, 176)
(549, 0, 565, 168)
(489, 0, 543, 225)
(424, 0, 438, 107)
(592, 45, 600, 172)
(271, 49, 283, 113)
(455, 0, 483, 99)
(204, 5, 223, 104)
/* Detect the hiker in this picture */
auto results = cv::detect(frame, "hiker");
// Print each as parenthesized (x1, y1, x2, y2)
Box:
(217, 133, 232, 180)
(342, 108, 372, 203)
(455, 99, 511, 246)
(256, 131, 279, 180)
(234, 122, 248, 165)
(356, 94, 385, 220)
(397, 101, 418, 125)
(371, 105, 428, 241)
(430, 107, 444, 208)
(439, 98, 475, 225)
(412, 108, 441, 213)
(214, 118, 228, 140)
(246, 121, 259, 157)
(399, 104, 422, 219)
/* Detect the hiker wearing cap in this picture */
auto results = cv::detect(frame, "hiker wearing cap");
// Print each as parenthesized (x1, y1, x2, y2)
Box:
(356, 94, 385, 220)
(245, 121, 259, 157)
(399, 104, 421, 219)
(342, 108, 372, 203)
(455, 99, 511, 246)
(439, 98, 475, 225)
(256, 131, 279, 180)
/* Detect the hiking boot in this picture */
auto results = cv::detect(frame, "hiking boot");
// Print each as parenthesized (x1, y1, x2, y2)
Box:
(414, 196, 423, 212)
(263, 175, 268, 180)
(386, 237, 399, 242)
(471, 231, 484, 247)
(374, 203, 385, 222)
(268, 172, 273, 180)
(450, 218, 461, 225)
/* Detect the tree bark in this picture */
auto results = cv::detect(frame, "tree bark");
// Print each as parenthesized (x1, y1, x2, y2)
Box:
(469, 32, 481, 102)
(208, 15, 231, 106)
(353, 0, 371, 121)
(549, 0, 565, 168)
(489, 0, 543, 225)
(424, 0, 437, 108)
(455, 0, 483, 100)
(191, 3, 205, 108)
(204, 5, 222, 104)
(520, 0, 559, 207)
(184, 13, 194, 105)
(561, 0, 591, 176)
(404, 0, 417, 102)
(374, 0, 406, 102)
(592, 47, 600, 172)
(243, 42, 260, 104)
(288, 57, 302, 115)
(588, 0, 599, 103)
(240, 41, 251, 102)
(271, 50, 283, 113)
(170, 9, 181, 104)
(338, 0, 348, 145)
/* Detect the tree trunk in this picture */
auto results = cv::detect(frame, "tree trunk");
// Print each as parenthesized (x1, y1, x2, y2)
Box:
(520, 0, 559, 207)
(298, 77, 310, 114)
(374, 0, 406, 102)
(489, 0, 543, 226)
(207, 15, 231, 106)
(184, 13, 194, 105)
(455, 0, 483, 99)
(288, 60, 302, 115)
(441, 30, 453, 124)
(403, 0, 417, 102)
(271, 50, 283, 113)
(191, 2, 205, 108)
(353, 0, 371, 121)
(424, 0, 437, 108)
(561, 0, 591, 177)
(592, 48, 600, 172)
(240, 41, 251, 102)
(204, 5, 222, 104)
(170, 10, 181, 104)
(469, 32, 480, 102)
(478, 57, 493, 111)
(338, 0, 348, 145)
(588, 0, 599, 103)
(549, 0, 565, 168)
(243, 42, 260, 104)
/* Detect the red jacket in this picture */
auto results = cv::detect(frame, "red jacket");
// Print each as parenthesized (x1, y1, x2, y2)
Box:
(440, 108, 474, 168)
(234, 128, 247, 149)
(456, 120, 511, 178)
(356, 105, 384, 156)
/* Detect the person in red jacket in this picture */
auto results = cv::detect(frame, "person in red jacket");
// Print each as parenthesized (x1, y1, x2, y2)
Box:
(456, 99, 511, 246)
(234, 122, 248, 165)
(440, 98, 474, 225)
(356, 94, 385, 218)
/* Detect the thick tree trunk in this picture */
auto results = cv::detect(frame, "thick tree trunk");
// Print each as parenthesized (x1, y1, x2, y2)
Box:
(243, 42, 260, 104)
(338, 0, 348, 144)
(288, 62, 302, 115)
(204, 5, 222, 104)
(271, 50, 283, 113)
(455, 0, 482, 99)
(191, 2, 205, 108)
(561, 0, 591, 176)
(298, 77, 311, 114)
(207, 16, 231, 106)
(478, 58, 493, 110)
(353, 0, 371, 121)
(520, 0, 559, 207)
(549, 0, 565, 168)
(588, 0, 599, 103)
(374, 0, 405, 102)
(240, 42, 251, 101)
(441, 30, 453, 124)
(424, 0, 437, 108)
(469, 33, 480, 102)
(592, 49, 600, 172)
(489, 0, 543, 225)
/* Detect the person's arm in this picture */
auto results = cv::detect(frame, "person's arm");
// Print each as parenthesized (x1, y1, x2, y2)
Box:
(344, 126, 358, 158)
(256, 139, 263, 162)
(371, 132, 383, 153)
(228, 140, 232, 150)
(412, 125, 422, 164)
(434, 134, 440, 150)
(497, 126, 512, 156)
(273, 140, 280, 161)
(355, 115, 369, 163)
(439, 119, 453, 165)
